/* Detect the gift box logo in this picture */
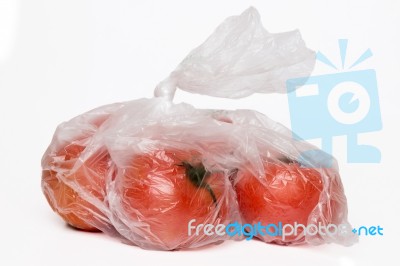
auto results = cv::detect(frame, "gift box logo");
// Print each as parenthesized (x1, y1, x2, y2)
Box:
(287, 39, 382, 164)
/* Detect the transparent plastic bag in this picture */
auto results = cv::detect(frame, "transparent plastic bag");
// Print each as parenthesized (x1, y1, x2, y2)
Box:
(41, 7, 357, 250)
(104, 99, 244, 250)
(210, 109, 356, 245)
(41, 102, 125, 234)
(155, 7, 315, 100)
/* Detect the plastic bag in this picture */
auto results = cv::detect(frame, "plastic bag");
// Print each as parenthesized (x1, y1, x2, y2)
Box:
(41, 7, 357, 250)
(155, 7, 315, 100)
(41, 102, 125, 234)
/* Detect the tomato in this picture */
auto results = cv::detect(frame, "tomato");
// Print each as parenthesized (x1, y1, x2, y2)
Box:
(41, 109, 116, 231)
(115, 149, 238, 250)
(234, 160, 323, 244)
(42, 142, 111, 231)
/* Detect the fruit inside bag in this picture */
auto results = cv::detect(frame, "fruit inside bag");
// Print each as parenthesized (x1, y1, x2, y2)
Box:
(41, 102, 125, 234)
(213, 109, 357, 245)
(103, 99, 244, 250)
(41, 7, 358, 250)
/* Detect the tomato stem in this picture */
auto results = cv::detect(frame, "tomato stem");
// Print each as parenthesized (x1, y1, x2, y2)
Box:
(180, 162, 218, 207)
(278, 156, 298, 164)
(204, 183, 217, 206)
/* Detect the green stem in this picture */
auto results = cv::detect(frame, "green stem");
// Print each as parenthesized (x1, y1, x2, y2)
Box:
(180, 162, 218, 207)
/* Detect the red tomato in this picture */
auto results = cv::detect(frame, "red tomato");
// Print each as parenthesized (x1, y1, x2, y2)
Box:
(42, 110, 115, 231)
(234, 160, 323, 244)
(42, 143, 111, 231)
(117, 149, 237, 250)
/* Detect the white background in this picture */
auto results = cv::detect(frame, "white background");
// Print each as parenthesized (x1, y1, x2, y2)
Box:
(1, 0, 399, 265)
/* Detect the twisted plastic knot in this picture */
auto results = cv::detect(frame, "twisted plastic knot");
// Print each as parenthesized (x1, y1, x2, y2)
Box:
(154, 75, 178, 101)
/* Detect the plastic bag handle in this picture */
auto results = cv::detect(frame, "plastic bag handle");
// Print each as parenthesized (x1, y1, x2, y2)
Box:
(155, 7, 315, 101)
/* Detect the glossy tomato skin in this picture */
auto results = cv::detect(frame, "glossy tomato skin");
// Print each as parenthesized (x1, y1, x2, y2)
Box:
(115, 149, 240, 250)
(42, 143, 111, 231)
(234, 161, 323, 244)
(41, 105, 122, 232)
(42, 170, 94, 231)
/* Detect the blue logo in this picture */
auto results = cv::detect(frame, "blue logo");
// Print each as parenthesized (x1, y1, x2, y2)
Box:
(287, 39, 382, 164)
